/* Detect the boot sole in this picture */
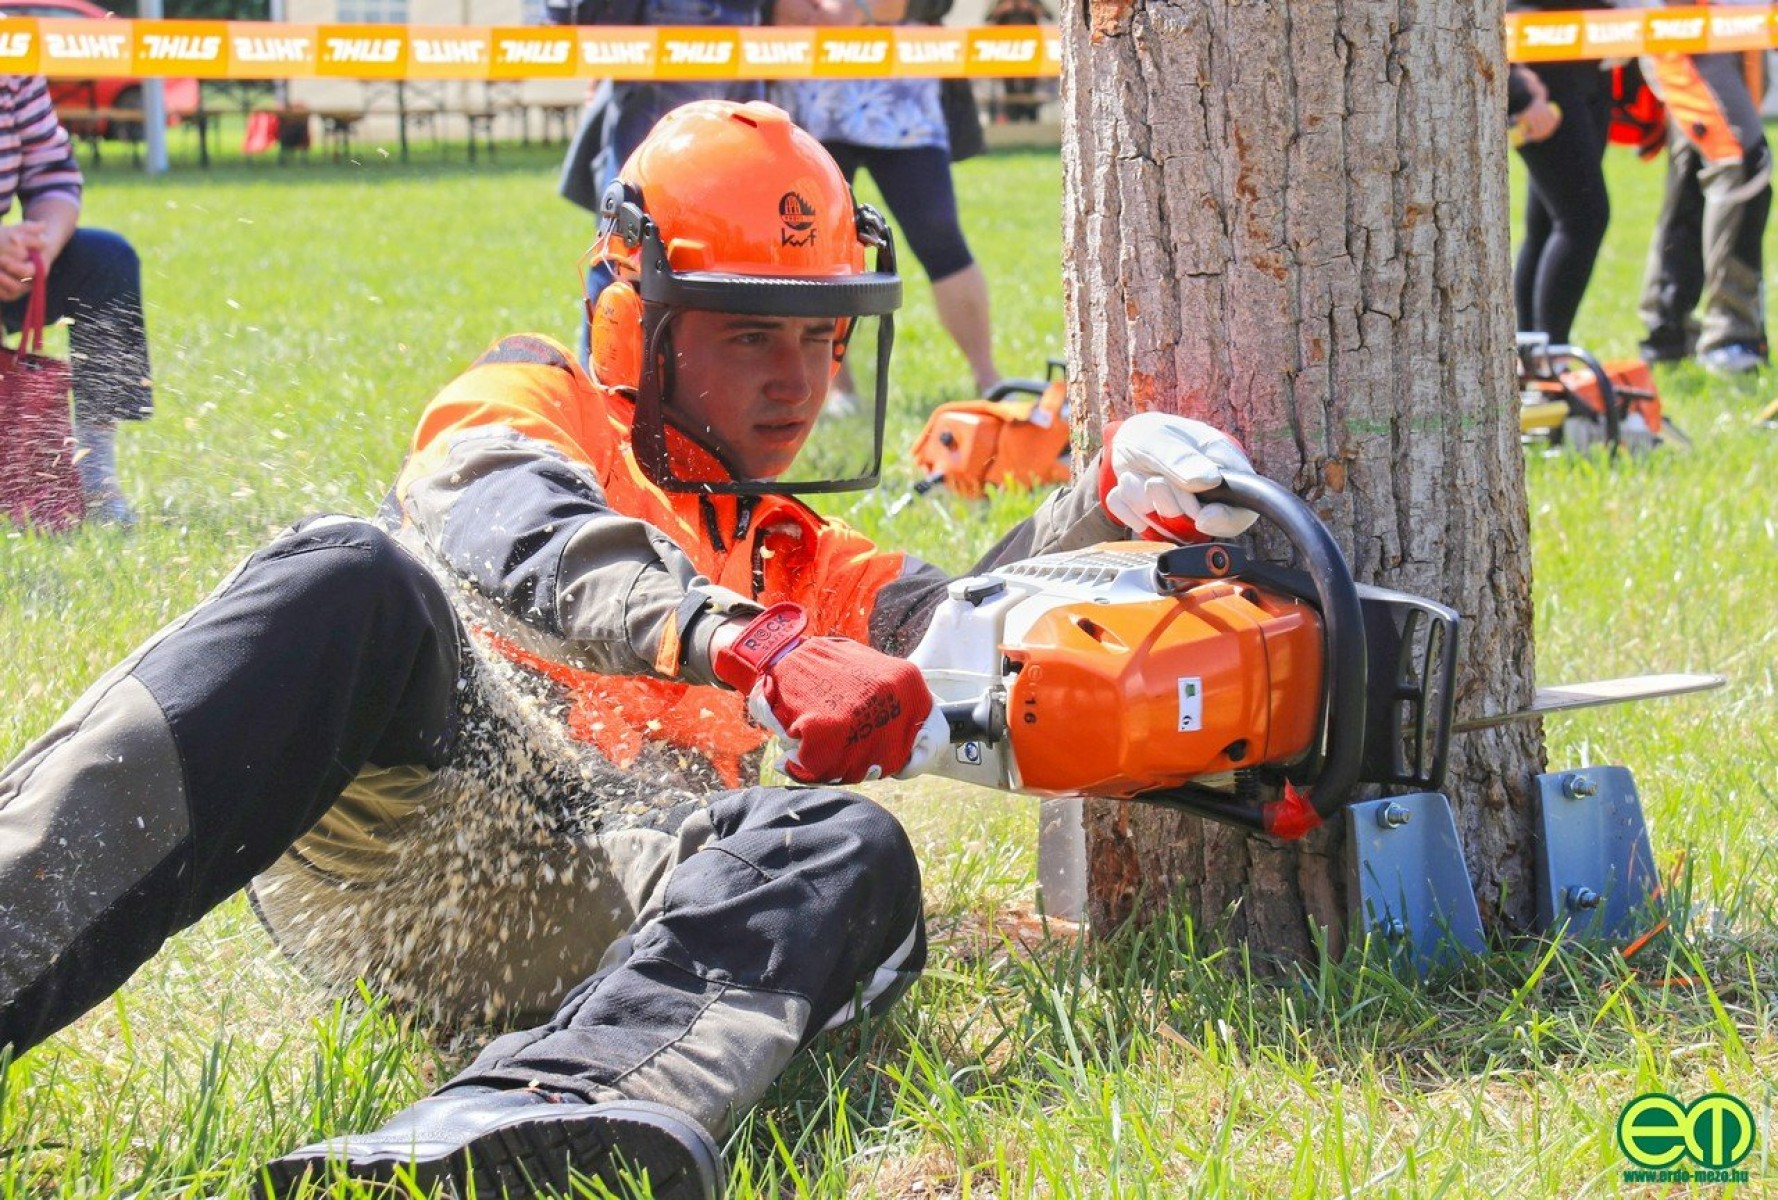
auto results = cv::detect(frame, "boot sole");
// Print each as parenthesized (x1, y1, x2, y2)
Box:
(260, 1099, 721, 1199)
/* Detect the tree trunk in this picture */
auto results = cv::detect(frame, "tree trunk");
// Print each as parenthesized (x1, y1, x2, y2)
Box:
(1059, 0, 1545, 958)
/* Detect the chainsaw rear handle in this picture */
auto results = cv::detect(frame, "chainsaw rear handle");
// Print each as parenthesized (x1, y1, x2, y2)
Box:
(1195, 473, 1369, 818)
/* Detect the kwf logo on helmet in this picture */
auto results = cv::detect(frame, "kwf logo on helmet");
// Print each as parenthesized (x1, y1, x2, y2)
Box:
(779, 192, 817, 247)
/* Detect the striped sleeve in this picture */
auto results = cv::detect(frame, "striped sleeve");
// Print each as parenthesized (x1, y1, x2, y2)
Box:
(10, 77, 82, 208)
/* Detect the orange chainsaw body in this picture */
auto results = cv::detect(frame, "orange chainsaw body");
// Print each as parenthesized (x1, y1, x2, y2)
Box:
(1002, 578, 1324, 798)
(909, 380, 1072, 498)
(1525, 358, 1665, 434)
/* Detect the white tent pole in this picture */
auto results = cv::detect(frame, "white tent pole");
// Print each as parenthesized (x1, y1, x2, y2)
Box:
(139, 0, 169, 174)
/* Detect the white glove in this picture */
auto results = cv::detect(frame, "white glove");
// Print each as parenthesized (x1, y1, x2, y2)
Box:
(892, 704, 955, 781)
(1099, 412, 1259, 541)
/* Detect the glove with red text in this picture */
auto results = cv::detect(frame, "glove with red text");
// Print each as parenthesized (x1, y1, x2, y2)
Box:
(713, 603, 946, 785)
(1098, 412, 1260, 543)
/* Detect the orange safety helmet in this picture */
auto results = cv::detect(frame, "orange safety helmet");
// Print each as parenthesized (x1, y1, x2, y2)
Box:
(584, 99, 902, 495)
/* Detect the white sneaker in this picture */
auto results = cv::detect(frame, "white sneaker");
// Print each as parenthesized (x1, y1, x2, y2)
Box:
(1700, 344, 1767, 376)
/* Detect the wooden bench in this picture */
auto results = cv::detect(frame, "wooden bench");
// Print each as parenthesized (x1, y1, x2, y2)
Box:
(461, 82, 529, 160)
(57, 104, 216, 167)
(59, 106, 144, 165)
(536, 102, 582, 146)
(311, 109, 367, 161)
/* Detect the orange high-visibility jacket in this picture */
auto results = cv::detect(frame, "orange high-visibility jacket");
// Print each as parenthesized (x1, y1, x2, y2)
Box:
(390, 334, 1120, 790)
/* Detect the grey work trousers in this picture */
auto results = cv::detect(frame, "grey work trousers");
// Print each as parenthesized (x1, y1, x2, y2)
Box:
(1639, 51, 1772, 358)
(0, 517, 925, 1136)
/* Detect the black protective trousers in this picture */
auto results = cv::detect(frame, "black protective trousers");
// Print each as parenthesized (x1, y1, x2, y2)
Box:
(0, 518, 925, 1133)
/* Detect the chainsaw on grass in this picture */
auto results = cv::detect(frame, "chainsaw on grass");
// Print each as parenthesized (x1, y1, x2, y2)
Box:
(888, 359, 1073, 516)
(1516, 333, 1685, 455)
(905, 473, 1721, 838)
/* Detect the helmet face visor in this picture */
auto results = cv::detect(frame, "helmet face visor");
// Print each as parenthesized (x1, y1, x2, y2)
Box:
(630, 209, 901, 496)
(635, 307, 893, 495)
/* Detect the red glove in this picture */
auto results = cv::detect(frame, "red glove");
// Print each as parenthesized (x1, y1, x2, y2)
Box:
(713, 603, 937, 785)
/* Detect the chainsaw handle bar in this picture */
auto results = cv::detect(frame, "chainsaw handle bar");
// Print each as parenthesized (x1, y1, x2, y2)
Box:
(1545, 344, 1621, 451)
(1199, 473, 1368, 819)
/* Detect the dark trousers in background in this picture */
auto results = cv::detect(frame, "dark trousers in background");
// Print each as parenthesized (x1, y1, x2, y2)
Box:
(1514, 60, 1612, 344)
(0, 227, 153, 424)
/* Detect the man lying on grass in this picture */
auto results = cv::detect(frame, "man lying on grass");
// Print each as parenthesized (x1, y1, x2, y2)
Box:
(0, 99, 1258, 1198)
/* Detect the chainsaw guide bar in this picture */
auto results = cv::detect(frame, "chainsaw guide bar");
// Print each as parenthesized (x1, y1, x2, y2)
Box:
(1453, 673, 1724, 732)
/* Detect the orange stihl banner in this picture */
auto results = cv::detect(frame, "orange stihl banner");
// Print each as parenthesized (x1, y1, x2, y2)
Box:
(1505, 6, 1777, 62)
(0, 18, 1062, 80)
(0, 11, 1766, 80)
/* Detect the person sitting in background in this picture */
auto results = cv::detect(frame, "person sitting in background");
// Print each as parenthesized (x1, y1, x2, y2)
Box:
(0, 73, 152, 524)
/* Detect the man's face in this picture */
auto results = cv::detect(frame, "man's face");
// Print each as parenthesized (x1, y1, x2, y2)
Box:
(667, 310, 839, 480)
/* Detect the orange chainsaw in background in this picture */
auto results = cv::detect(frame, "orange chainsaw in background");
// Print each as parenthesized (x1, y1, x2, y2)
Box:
(901, 473, 1722, 838)
(889, 359, 1073, 516)
(1516, 334, 1684, 454)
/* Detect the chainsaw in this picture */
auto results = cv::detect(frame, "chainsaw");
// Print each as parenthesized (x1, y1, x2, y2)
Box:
(1516, 333, 1685, 455)
(888, 359, 1073, 517)
(905, 473, 1721, 838)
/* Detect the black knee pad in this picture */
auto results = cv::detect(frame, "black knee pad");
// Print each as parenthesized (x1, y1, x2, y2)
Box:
(132, 519, 467, 885)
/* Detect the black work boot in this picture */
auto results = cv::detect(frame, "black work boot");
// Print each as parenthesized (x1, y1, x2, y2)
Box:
(257, 1086, 722, 1199)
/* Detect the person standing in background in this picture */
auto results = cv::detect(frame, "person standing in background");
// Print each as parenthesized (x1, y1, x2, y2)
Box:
(1637, 42, 1771, 374)
(0, 73, 152, 524)
(773, 0, 1003, 414)
(1507, 3, 1612, 347)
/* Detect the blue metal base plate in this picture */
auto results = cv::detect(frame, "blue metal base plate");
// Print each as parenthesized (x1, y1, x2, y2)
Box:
(1533, 765, 1659, 938)
(1345, 792, 1485, 976)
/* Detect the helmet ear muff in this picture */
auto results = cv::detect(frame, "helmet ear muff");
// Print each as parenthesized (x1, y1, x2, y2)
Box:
(588, 281, 645, 391)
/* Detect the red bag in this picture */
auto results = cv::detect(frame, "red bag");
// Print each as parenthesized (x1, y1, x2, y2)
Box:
(0, 255, 83, 532)
(242, 109, 280, 155)
(1608, 61, 1667, 161)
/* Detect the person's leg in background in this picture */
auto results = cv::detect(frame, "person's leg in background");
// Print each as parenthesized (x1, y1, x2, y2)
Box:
(863, 143, 1002, 396)
(1514, 189, 1553, 333)
(819, 140, 869, 416)
(1638, 130, 1707, 363)
(1690, 51, 1771, 373)
(1513, 61, 1611, 344)
(0, 227, 152, 524)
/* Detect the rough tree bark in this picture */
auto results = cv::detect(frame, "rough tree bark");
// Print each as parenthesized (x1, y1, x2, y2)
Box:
(1059, 0, 1545, 957)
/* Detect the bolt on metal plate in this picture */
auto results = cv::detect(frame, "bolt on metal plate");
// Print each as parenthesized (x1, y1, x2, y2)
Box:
(1345, 792, 1485, 977)
(1533, 765, 1659, 938)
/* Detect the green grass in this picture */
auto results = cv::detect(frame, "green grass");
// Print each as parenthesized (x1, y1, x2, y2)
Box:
(1, 138, 1775, 1197)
